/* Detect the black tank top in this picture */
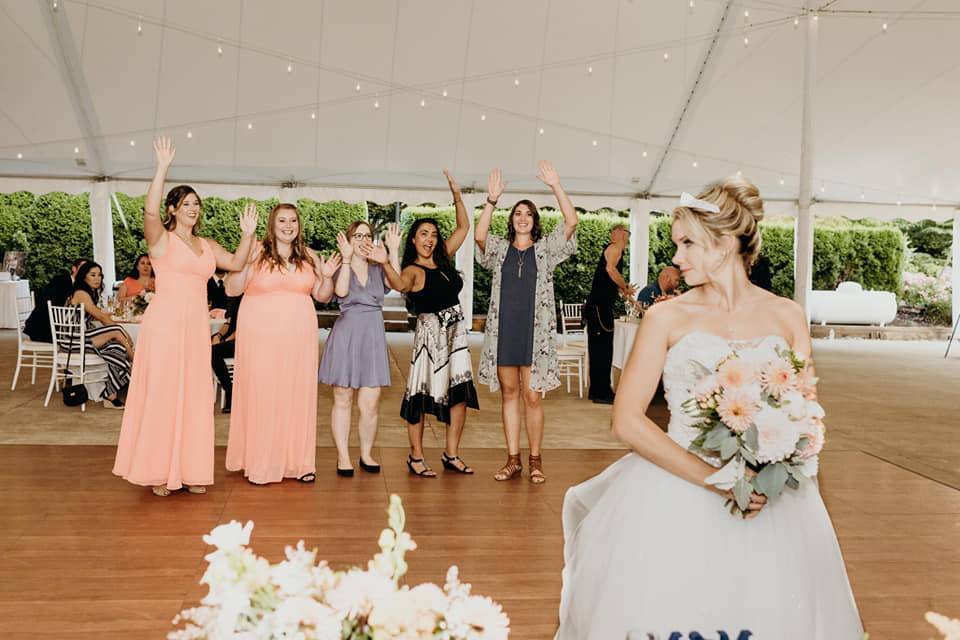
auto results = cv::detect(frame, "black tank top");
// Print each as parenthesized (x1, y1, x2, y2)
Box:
(406, 263, 463, 314)
(586, 243, 623, 306)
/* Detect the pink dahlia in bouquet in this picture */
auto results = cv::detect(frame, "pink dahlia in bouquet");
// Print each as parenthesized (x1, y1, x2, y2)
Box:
(682, 347, 824, 517)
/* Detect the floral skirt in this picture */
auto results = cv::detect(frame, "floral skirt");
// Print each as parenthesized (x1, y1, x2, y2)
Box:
(400, 305, 479, 424)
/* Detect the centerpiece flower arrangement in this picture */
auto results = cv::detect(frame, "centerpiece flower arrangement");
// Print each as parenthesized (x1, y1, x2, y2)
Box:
(129, 290, 154, 317)
(168, 495, 510, 639)
(682, 345, 825, 517)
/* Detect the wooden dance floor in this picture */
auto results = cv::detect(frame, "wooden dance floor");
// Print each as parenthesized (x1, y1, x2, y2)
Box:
(1, 445, 958, 639)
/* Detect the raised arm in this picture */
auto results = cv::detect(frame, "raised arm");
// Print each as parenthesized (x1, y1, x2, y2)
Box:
(443, 170, 470, 255)
(312, 250, 340, 303)
(210, 202, 259, 273)
(611, 305, 728, 491)
(475, 168, 505, 253)
(537, 160, 577, 240)
(144, 137, 175, 252)
(333, 232, 354, 298)
(370, 223, 419, 293)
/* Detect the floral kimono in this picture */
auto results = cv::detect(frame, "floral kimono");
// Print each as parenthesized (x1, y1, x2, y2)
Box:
(477, 224, 577, 392)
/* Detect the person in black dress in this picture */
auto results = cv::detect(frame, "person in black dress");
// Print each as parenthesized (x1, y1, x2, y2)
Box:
(23, 258, 87, 343)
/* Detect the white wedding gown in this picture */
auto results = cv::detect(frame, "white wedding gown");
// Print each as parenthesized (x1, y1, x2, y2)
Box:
(556, 332, 863, 639)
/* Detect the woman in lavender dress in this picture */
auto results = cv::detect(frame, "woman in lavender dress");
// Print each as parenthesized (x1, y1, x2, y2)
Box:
(318, 221, 391, 477)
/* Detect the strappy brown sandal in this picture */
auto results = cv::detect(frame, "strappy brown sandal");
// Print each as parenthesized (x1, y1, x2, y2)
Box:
(493, 453, 522, 481)
(529, 454, 546, 484)
(151, 486, 171, 497)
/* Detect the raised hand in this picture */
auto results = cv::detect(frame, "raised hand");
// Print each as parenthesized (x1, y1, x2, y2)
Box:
(319, 252, 341, 278)
(360, 242, 388, 264)
(336, 231, 354, 261)
(239, 202, 258, 237)
(383, 223, 402, 254)
(154, 136, 176, 169)
(536, 160, 561, 188)
(487, 168, 505, 202)
(443, 169, 462, 198)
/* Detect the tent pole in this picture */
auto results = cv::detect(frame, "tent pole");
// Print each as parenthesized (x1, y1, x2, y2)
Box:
(794, 5, 818, 318)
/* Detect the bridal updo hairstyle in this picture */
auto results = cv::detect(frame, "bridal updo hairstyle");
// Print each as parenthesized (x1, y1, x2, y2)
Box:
(672, 176, 765, 270)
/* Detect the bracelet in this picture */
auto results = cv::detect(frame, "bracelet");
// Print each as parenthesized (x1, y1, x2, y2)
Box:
(486, 196, 498, 206)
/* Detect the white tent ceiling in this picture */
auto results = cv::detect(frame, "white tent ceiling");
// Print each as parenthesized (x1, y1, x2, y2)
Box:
(0, 0, 958, 212)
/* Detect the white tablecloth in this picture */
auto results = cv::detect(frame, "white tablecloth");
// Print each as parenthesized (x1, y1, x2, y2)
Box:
(121, 318, 226, 345)
(612, 318, 641, 370)
(0, 279, 30, 329)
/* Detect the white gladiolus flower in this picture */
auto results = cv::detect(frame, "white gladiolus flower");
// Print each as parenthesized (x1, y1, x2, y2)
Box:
(274, 597, 341, 638)
(927, 611, 960, 639)
(326, 570, 395, 619)
(754, 405, 803, 464)
(203, 520, 254, 551)
(446, 595, 511, 639)
(704, 456, 745, 490)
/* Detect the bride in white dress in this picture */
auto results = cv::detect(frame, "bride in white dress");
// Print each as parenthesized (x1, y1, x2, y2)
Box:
(556, 177, 863, 639)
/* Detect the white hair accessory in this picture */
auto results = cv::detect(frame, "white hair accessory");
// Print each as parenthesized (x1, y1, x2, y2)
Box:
(679, 192, 720, 214)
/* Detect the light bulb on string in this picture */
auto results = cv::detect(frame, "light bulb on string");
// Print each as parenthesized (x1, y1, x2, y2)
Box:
(16, 152, 22, 159)
(794, 17, 799, 28)
(737, 169, 743, 176)
(538, 127, 545, 135)
(813, 14, 818, 21)
(441, 89, 448, 98)
(587, 65, 593, 74)
(52, 0, 58, 10)
(310, 111, 316, 120)
(186, 130, 193, 139)
(688, 0, 694, 11)
(744, 9, 750, 18)
(642, 150, 648, 158)
(692, 160, 698, 168)
(217, 41, 223, 55)
(420, 98, 426, 108)
(137, 17, 142, 35)
(247, 122, 253, 130)
(882, 22, 888, 33)
(355, 82, 361, 92)
(820, 183, 826, 194)
(73, 146, 80, 154)
(860, 191, 866, 200)
(896, 199, 902, 206)
(743, 35, 749, 47)
(129, 139, 136, 147)
(287, 60, 293, 73)
(374, 98, 380, 109)
(514, 77, 520, 87)
(480, 113, 486, 121)
(663, 51, 670, 62)
(779, 177, 785, 185)
(592, 140, 598, 147)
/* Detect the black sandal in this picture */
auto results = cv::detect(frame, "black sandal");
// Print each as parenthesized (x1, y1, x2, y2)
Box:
(297, 472, 316, 483)
(407, 455, 437, 478)
(441, 451, 474, 474)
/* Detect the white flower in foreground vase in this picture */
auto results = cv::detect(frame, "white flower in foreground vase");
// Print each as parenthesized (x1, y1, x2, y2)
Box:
(326, 569, 395, 620)
(927, 611, 960, 639)
(203, 520, 254, 552)
(446, 595, 511, 640)
(274, 596, 341, 639)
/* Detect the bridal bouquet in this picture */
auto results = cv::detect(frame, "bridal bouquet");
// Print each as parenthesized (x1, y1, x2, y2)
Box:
(682, 346, 825, 517)
(168, 495, 509, 639)
(130, 290, 154, 316)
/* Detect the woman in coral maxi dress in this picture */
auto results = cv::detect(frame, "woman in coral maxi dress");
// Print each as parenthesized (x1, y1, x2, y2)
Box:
(113, 137, 258, 497)
(225, 203, 339, 484)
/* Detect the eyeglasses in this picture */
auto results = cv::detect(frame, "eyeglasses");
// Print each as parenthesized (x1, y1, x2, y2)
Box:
(352, 233, 373, 240)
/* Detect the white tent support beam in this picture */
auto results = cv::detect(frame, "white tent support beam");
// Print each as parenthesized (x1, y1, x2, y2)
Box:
(628, 199, 650, 287)
(89, 181, 116, 292)
(455, 194, 481, 330)
(644, 0, 733, 195)
(952, 210, 960, 333)
(38, 0, 109, 176)
(793, 3, 818, 318)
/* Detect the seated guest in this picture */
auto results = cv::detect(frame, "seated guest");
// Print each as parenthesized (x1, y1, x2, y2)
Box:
(636, 266, 681, 306)
(117, 254, 156, 301)
(23, 258, 87, 343)
(66, 261, 134, 408)
(211, 295, 241, 413)
(207, 270, 229, 310)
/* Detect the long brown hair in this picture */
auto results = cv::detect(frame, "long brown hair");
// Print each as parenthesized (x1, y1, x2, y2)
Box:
(257, 203, 315, 272)
(162, 185, 202, 235)
(507, 199, 543, 243)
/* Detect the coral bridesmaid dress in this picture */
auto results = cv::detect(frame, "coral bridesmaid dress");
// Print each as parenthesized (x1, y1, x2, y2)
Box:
(226, 262, 318, 484)
(113, 232, 217, 489)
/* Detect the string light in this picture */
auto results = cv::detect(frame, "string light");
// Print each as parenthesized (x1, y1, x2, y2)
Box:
(794, 17, 799, 28)
(129, 139, 136, 147)
(779, 177, 785, 185)
(743, 35, 749, 47)
(16, 152, 22, 159)
(441, 89, 448, 97)
(247, 122, 253, 130)
(310, 111, 316, 120)
(642, 150, 648, 158)
(538, 127, 545, 135)
(480, 113, 486, 121)
(737, 169, 743, 176)
(881, 22, 888, 33)
(743, 9, 750, 18)
(287, 60, 293, 73)
(514, 77, 520, 86)
(73, 146, 80, 154)
(813, 14, 819, 21)
(592, 140, 598, 147)
(137, 17, 142, 35)
(587, 65, 593, 74)
(663, 51, 670, 62)
(217, 41, 223, 55)
(860, 191, 866, 200)
(374, 98, 380, 109)
(355, 82, 361, 92)
(692, 160, 698, 168)
(52, 0, 58, 10)
(820, 183, 826, 193)
(688, 0, 694, 11)
(896, 199, 902, 206)
(186, 130, 193, 139)
(420, 98, 426, 108)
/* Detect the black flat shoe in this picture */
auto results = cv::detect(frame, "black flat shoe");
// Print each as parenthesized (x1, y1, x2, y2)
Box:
(441, 451, 474, 474)
(358, 458, 381, 474)
(336, 466, 354, 477)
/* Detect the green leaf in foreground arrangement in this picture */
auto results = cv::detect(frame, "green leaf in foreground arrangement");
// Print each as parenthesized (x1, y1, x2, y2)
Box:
(754, 463, 789, 498)
(720, 436, 740, 460)
(733, 477, 753, 512)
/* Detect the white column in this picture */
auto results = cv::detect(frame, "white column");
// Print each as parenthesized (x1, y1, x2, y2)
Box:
(90, 182, 116, 294)
(629, 199, 650, 287)
(455, 195, 480, 330)
(793, 5, 818, 317)
(952, 211, 960, 331)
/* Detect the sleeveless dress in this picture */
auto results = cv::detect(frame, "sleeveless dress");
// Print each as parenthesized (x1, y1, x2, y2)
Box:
(225, 262, 318, 484)
(400, 264, 479, 424)
(113, 232, 216, 490)
(556, 332, 863, 639)
(318, 263, 391, 388)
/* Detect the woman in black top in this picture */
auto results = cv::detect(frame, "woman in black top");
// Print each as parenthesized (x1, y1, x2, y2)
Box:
(370, 170, 479, 477)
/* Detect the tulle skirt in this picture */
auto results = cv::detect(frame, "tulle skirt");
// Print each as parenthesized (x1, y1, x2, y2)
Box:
(556, 453, 863, 640)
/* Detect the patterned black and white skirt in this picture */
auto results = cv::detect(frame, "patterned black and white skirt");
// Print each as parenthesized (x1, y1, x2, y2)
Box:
(400, 304, 479, 424)
(59, 324, 132, 400)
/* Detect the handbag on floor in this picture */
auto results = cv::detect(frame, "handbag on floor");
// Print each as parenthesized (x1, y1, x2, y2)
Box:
(61, 311, 89, 407)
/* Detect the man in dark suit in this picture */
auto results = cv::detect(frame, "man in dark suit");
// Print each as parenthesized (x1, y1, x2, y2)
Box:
(207, 270, 229, 310)
(23, 258, 87, 342)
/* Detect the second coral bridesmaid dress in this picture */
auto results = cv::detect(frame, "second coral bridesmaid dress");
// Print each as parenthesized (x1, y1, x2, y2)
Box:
(226, 262, 318, 484)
